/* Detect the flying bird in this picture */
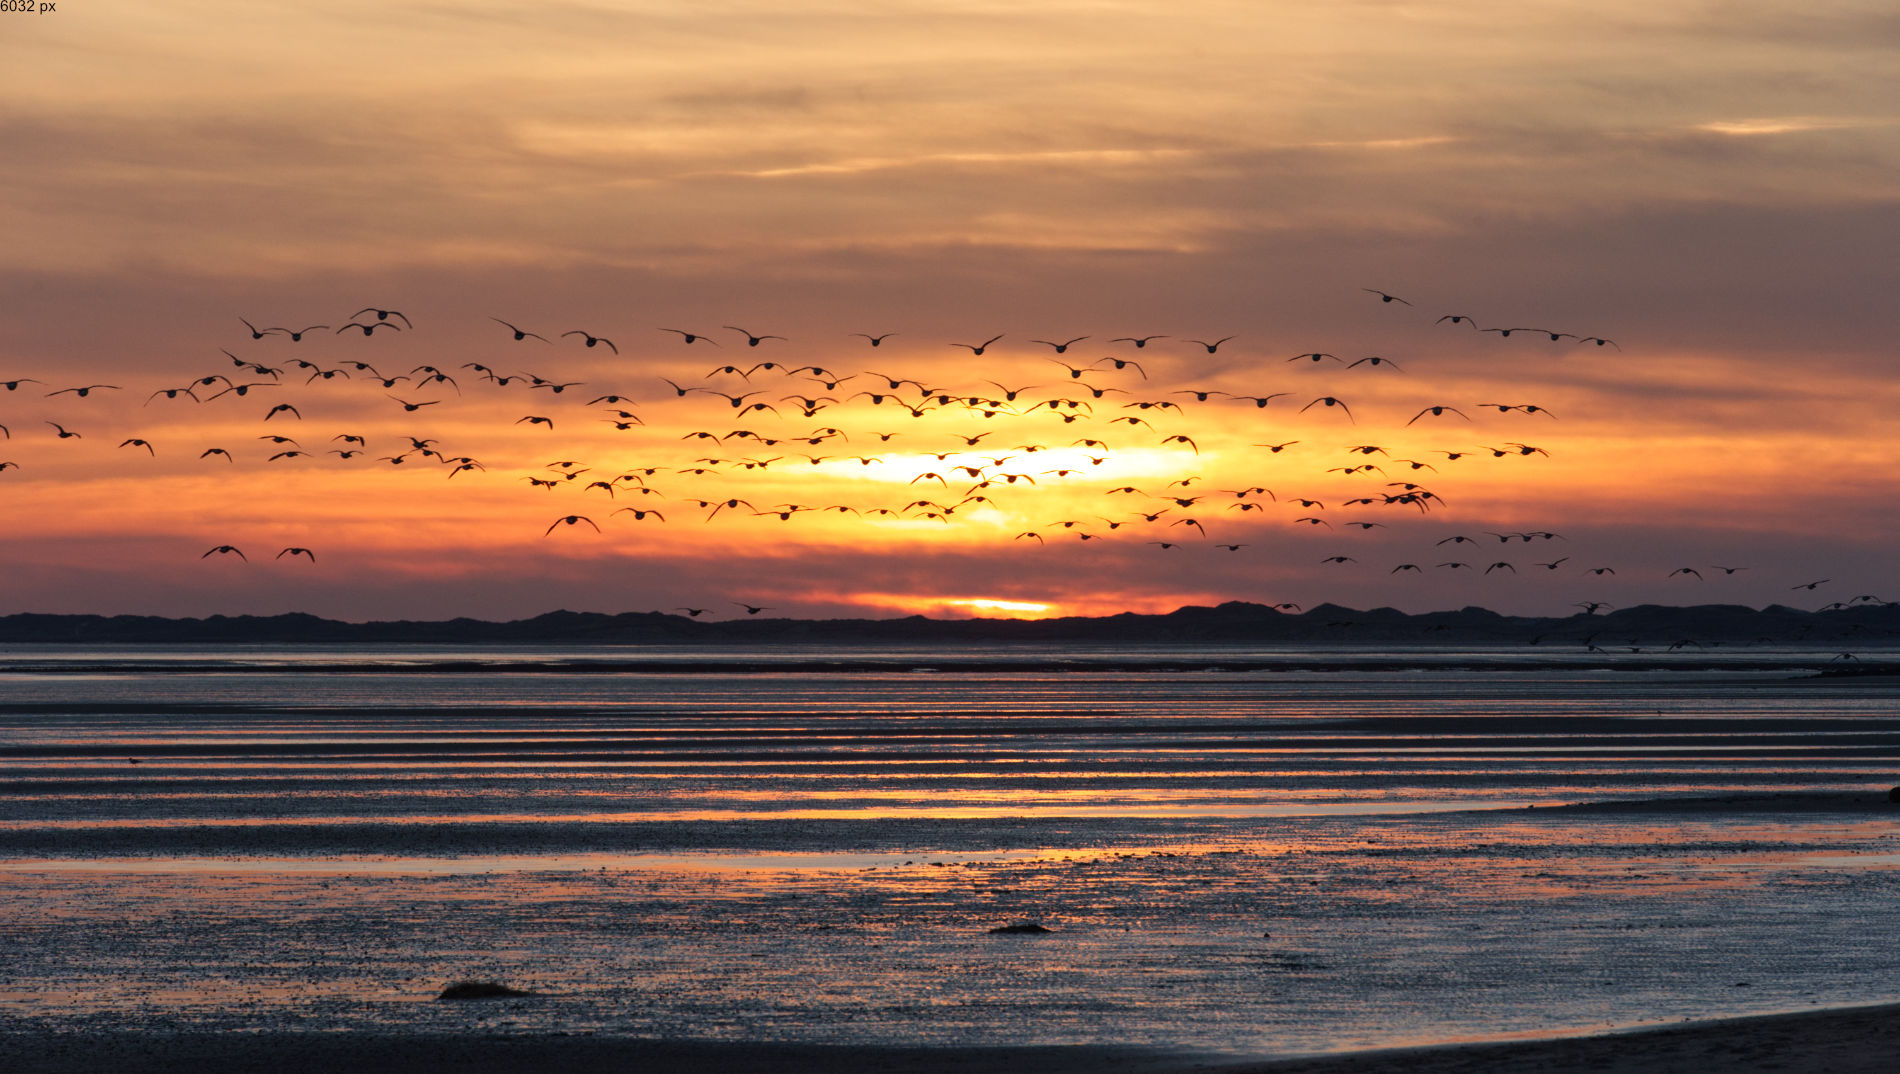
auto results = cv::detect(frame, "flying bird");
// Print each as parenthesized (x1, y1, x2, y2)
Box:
(491, 318, 549, 342)
(1407, 405, 1469, 425)
(562, 330, 618, 353)
(1299, 396, 1355, 421)
(725, 326, 785, 347)
(352, 307, 412, 327)
(545, 515, 601, 535)
(1362, 289, 1412, 305)
(951, 334, 1005, 355)
(1031, 336, 1088, 353)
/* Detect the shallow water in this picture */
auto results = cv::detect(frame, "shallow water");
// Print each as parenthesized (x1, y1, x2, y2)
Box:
(2, 643, 1897, 1056)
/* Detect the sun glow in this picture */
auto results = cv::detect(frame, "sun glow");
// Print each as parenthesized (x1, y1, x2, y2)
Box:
(945, 598, 1054, 616)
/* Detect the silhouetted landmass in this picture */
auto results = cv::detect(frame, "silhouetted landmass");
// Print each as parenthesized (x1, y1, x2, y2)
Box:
(1, 601, 1896, 649)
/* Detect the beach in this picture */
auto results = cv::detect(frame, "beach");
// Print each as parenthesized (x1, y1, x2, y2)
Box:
(3, 644, 1898, 1068)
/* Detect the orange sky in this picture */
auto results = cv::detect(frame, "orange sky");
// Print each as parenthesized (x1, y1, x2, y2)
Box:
(2, 2, 1897, 621)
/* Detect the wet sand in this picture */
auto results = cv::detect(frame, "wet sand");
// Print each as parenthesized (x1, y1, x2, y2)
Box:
(6, 1003, 1897, 1074)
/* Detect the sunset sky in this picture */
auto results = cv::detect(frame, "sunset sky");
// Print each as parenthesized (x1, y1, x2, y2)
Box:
(3, 1, 1897, 622)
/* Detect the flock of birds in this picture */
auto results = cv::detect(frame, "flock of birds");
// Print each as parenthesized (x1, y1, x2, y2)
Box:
(2, 294, 1881, 617)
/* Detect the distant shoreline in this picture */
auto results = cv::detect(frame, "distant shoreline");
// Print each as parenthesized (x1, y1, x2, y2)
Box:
(2, 600, 1897, 648)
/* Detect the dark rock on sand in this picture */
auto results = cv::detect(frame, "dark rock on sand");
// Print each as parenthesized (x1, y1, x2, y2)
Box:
(437, 981, 537, 1000)
(989, 922, 1054, 934)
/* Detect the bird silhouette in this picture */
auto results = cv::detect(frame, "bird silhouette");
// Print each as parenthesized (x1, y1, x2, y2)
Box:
(952, 334, 1005, 355)
(562, 330, 618, 353)
(545, 515, 601, 535)
(352, 307, 412, 327)
(1299, 396, 1354, 421)
(1407, 405, 1469, 425)
(491, 318, 549, 342)
(725, 326, 785, 347)
(1031, 336, 1088, 353)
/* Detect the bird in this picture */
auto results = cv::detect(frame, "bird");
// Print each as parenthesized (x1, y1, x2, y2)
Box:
(264, 403, 301, 421)
(676, 607, 707, 617)
(1435, 314, 1480, 328)
(1184, 337, 1234, 353)
(352, 307, 412, 327)
(1362, 288, 1412, 305)
(119, 439, 155, 455)
(1031, 336, 1088, 353)
(1299, 396, 1354, 421)
(662, 329, 719, 345)
(336, 321, 401, 336)
(276, 548, 316, 561)
(46, 384, 121, 398)
(1219, 394, 1286, 412)
(388, 397, 440, 412)
(1255, 441, 1298, 453)
(1347, 356, 1402, 370)
(545, 515, 601, 535)
(1407, 405, 1469, 425)
(562, 330, 618, 353)
(47, 422, 82, 439)
(725, 326, 784, 347)
(1669, 567, 1703, 580)
(3, 378, 45, 391)
(202, 545, 247, 561)
(516, 415, 555, 429)
(491, 318, 549, 342)
(1576, 336, 1620, 349)
(733, 602, 770, 615)
(1791, 579, 1830, 591)
(951, 334, 1005, 355)
(1111, 335, 1167, 348)
(267, 325, 329, 341)
(1288, 352, 1341, 364)
(1093, 356, 1148, 377)
(850, 333, 896, 346)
